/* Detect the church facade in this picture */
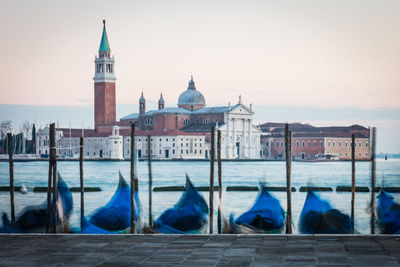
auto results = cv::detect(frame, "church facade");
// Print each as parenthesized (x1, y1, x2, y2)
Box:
(120, 77, 262, 159)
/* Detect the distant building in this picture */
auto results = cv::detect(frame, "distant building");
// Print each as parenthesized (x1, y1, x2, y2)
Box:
(260, 123, 371, 160)
(120, 78, 261, 159)
(94, 20, 117, 130)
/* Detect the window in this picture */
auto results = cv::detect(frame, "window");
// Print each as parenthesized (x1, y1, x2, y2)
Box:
(302, 141, 305, 147)
(114, 141, 117, 144)
(181, 149, 183, 154)
(359, 142, 361, 147)
(190, 105, 193, 111)
(184, 118, 190, 125)
(320, 141, 323, 147)
(195, 149, 197, 154)
(144, 118, 153, 125)
(280, 141, 283, 147)
(345, 142, 348, 147)
(276, 142, 279, 147)
(186, 149, 188, 154)
(296, 141, 299, 147)
(166, 138, 168, 142)
(313, 141, 316, 147)
(173, 149, 175, 154)
(333, 142, 335, 147)
(366, 142, 368, 147)
(200, 150, 202, 154)
(186, 143, 188, 147)
(173, 143, 175, 147)
(328, 142, 331, 147)
(159, 150, 161, 154)
(160, 138, 162, 142)
(307, 141, 310, 147)
(181, 143, 183, 147)
(339, 142, 342, 147)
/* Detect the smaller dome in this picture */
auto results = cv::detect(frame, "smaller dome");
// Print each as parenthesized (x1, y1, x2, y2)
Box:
(178, 77, 206, 106)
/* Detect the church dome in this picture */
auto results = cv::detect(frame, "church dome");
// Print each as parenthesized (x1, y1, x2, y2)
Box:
(178, 77, 206, 107)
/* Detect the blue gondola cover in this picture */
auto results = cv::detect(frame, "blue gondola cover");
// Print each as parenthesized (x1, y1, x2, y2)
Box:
(89, 171, 140, 231)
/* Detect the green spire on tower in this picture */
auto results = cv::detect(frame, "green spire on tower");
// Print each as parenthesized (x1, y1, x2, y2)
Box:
(99, 19, 111, 52)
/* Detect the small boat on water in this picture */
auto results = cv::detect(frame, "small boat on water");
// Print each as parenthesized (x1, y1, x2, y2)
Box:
(299, 191, 352, 234)
(226, 185, 285, 233)
(89, 171, 140, 231)
(0, 173, 73, 233)
(377, 190, 400, 234)
(154, 175, 208, 234)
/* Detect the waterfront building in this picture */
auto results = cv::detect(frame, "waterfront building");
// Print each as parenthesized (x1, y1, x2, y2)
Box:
(260, 123, 371, 160)
(36, 126, 124, 159)
(121, 78, 262, 159)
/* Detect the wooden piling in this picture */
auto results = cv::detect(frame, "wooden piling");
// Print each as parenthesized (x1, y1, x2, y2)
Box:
(285, 124, 292, 234)
(50, 123, 57, 233)
(147, 135, 152, 227)
(217, 130, 222, 234)
(370, 127, 376, 234)
(209, 125, 215, 234)
(130, 124, 136, 234)
(351, 134, 355, 233)
(46, 123, 54, 233)
(79, 136, 84, 230)
(7, 133, 15, 223)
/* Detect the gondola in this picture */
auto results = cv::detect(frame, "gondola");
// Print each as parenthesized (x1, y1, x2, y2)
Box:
(226, 185, 285, 233)
(89, 171, 140, 231)
(377, 190, 400, 234)
(0, 173, 73, 233)
(299, 191, 352, 234)
(154, 175, 208, 234)
(80, 217, 114, 234)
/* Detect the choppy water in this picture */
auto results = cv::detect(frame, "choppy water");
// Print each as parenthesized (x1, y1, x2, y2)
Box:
(0, 159, 399, 234)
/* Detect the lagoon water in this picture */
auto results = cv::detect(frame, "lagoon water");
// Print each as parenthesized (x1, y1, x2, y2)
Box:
(0, 159, 399, 234)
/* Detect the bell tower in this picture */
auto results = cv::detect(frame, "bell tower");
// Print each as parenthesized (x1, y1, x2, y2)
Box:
(94, 20, 116, 129)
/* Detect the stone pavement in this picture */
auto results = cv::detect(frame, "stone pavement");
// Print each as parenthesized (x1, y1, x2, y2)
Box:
(0, 234, 399, 266)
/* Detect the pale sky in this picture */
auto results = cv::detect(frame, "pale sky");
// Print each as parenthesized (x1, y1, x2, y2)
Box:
(0, 0, 399, 108)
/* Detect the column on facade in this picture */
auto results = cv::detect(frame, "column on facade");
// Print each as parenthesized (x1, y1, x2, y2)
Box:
(242, 118, 246, 158)
(226, 113, 230, 159)
(232, 118, 236, 158)
(248, 119, 252, 158)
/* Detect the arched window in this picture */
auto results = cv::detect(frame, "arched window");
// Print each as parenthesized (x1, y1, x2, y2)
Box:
(184, 118, 190, 125)
(203, 119, 209, 123)
(144, 118, 153, 125)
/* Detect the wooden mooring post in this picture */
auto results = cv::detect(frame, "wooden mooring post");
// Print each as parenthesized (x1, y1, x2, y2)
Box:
(370, 127, 376, 234)
(130, 124, 136, 234)
(285, 123, 292, 234)
(147, 135, 153, 227)
(79, 136, 84, 230)
(7, 133, 15, 223)
(209, 125, 215, 234)
(217, 130, 222, 234)
(46, 123, 57, 233)
(351, 134, 355, 233)
(46, 123, 54, 232)
(51, 124, 57, 233)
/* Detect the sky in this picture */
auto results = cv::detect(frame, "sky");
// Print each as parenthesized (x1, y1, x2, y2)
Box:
(0, 0, 399, 152)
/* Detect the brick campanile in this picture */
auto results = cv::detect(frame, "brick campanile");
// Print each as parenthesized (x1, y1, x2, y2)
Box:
(94, 20, 116, 129)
